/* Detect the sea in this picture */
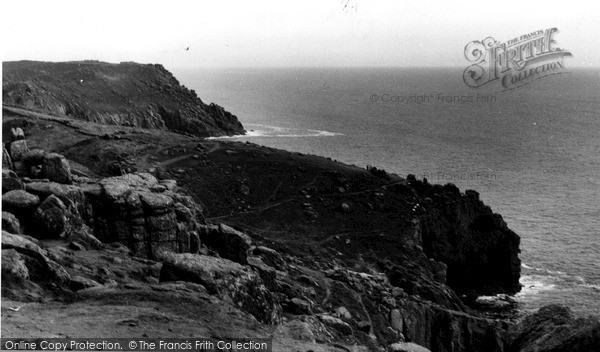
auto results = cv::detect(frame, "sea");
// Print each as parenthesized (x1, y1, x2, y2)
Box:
(172, 67, 600, 317)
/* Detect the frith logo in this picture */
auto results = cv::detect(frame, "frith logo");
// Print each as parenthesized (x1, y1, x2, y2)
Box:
(463, 28, 572, 90)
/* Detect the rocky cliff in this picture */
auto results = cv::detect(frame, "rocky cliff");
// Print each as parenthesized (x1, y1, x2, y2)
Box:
(2, 61, 245, 137)
(2, 68, 595, 351)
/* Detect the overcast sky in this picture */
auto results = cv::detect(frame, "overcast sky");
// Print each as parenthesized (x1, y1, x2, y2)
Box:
(1, 0, 599, 68)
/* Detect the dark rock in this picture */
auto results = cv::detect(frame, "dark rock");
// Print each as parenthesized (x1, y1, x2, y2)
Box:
(9, 140, 29, 162)
(505, 305, 600, 352)
(247, 257, 277, 290)
(2, 169, 24, 194)
(22, 149, 46, 167)
(159, 253, 281, 324)
(285, 297, 312, 315)
(2, 211, 22, 234)
(1, 231, 70, 285)
(199, 224, 252, 264)
(33, 194, 69, 238)
(42, 153, 72, 184)
(2, 190, 40, 214)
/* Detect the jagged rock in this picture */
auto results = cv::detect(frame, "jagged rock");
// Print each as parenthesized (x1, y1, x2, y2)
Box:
(42, 153, 72, 184)
(251, 245, 286, 270)
(418, 188, 521, 296)
(9, 140, 29, 162)
(1, 249, 29, 282)
(2, 211, 22, 234)
(1, 231, 70, 285)
(199, 223, 251, 264)
(505, 305, 600, 352)
(389, 342, 431, 352)
(26, 181, 85, 205)
(317, 314, 353, 335)
(10, 127, 25, 141)
(33, 194, 69, 238)
(247, 256, 277, 290)
(2, 190, 40, 215)
(159, 253, 281, 324)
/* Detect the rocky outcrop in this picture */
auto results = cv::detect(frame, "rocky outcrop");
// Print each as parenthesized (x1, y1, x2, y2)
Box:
(160, 252, 281, 324)
(401, 180, 521, 297)
(2, 60, 245, 137)
(198, 223, 252, 264)
(1, 231, 71, 290)
(84, 173, 204, 258)
(505, 305, 600, 352)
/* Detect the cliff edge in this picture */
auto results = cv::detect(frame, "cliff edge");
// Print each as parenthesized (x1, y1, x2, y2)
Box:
(2, 60, 245, 137)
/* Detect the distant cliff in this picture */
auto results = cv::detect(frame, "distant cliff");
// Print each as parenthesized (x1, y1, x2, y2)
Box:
(2, 60, 245, 137)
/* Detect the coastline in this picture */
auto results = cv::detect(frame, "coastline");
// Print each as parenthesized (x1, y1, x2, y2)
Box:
(2, 62, 599, 351)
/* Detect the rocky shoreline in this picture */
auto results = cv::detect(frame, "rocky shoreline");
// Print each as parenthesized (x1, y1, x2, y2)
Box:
(2, 62, 599, 351)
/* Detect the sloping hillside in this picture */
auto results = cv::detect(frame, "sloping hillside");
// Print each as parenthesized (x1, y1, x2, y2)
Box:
(2, 60, 245, 137)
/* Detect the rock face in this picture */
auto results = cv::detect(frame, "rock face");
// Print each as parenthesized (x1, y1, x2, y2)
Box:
(1, 231, 71, 287)
(84, 173, 204, 258)
(198, 223, 252, 264)
(404, 181, 521, 297)
(2, 60, 245, 137)
(505, 305, 600, 352)
(160, 253, 281, 324)
(42, 153, 72, 184)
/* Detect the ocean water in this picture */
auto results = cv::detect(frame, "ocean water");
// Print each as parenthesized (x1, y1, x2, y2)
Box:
(173, 67, 600, 317)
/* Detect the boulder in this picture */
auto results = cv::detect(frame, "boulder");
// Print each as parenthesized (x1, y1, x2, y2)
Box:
(1, 231, 70, 285)
(2, 211, 22, 234)
(33, 194, 69, 238)
(1, 249, 29, 282)
(9, 140, 29, 162)
(25, 182, 87, 214)
(199, 223, 252, 264)
(160, 253, 281, 324)
(2, 190, 40, 215)
(42, 153, 72, 184)
(10, 127, 25, 141)
(390, 309, 404, 333)
(2, 169, 24, 194)
(505, 305, 600, 352)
